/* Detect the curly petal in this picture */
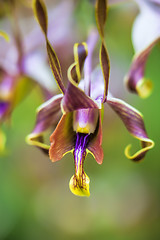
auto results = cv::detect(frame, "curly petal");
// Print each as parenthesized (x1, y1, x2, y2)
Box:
(73, 42, 88, 83)
(26, 133, 50, 154)
(107, 96, 154, 161)
(125, 38, 159, 98)
(26, 94, 63, 152)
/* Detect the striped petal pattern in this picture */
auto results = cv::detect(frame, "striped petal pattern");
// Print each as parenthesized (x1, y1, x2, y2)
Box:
(107, 96, 154, 161)
(49, 112, 75, 162)
(73, 42, 88, 83)
(33, 0, 65, 93)
(95, 0, 110, 101)
(26, 94, 63, 152)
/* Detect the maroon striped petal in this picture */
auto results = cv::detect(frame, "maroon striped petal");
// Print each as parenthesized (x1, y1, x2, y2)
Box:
(73, 42, 88, 83)
(33, 0, 65, 93)
(26, 94, 63, 152)
(87, 110, 103, 164)
(33, 94, 62, 134)
(61, 63, 99, 113)
(49, 112, 75, 162)
(95, 0, 107, 39)
(95, 0, 110, 101)
(99, 42, 110, 101)
(107, 96, 154, 161)
(125, 38, 160, 98)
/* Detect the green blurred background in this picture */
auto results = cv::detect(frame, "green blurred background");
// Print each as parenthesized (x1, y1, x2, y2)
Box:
(0, 1, 160, 239)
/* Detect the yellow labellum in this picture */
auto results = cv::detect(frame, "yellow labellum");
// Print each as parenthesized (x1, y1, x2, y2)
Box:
(69, 173, 90, 197)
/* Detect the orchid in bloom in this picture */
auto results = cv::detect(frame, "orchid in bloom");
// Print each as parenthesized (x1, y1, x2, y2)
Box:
(27, 0, 154, 197)
(125, 0, 160, 98)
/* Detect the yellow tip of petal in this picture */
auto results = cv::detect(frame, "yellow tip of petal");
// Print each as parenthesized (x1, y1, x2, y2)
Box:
(69, 173, 90, 197)
(136, 78, 152, 99)
(0, 31, 10, 42)
(0, 129, 7, 153)
(124, 139, 155, 161)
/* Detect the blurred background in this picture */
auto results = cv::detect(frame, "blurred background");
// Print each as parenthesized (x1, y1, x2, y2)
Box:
(0, 0, 160, 239)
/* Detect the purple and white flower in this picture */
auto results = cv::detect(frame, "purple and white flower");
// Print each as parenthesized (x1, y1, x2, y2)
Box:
(27, 0, 154, 197)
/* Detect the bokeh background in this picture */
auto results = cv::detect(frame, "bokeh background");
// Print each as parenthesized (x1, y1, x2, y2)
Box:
(0, 0, 160, 239)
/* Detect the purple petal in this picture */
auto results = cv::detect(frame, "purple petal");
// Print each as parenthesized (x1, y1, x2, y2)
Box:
(99, 42, 110, 101)
(95, 0, 110, 101)
(33, 0, 48, 35)
(125, 38, 159, 98)
(0, 102, 10, 119)
(107, 95, 154, 161)
(90, 67, 105, 103)
(0, 74, 15, 97)
(84, 29, 99, 96)
(73, 42, 88, 83)
(132, 0, 160, 52)
(26, 94, 63, 152)
(61, 63, 99, 113)
(33, 94, 63, 134)
(73, 108, 99, 134)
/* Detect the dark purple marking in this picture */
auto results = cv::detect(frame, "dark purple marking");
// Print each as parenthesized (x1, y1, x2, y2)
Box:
(0, 102, 9, 118)
(74, 133, 89, 170)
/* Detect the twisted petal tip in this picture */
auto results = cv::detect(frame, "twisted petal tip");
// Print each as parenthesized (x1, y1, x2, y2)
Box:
(136, 78, 153, 99)
(69, 172, 90, 197)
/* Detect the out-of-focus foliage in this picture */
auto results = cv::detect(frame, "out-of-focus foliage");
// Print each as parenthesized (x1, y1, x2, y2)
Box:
(0, 0, 160, 240)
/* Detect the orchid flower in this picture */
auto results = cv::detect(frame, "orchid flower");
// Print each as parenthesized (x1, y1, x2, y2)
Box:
(27, 0, 154, 197)
(125, 0, 160, 98)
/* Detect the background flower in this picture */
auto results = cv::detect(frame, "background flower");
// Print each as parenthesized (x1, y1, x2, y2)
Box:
(0, 0, 74, 151)
(125, 0, 160, 98)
